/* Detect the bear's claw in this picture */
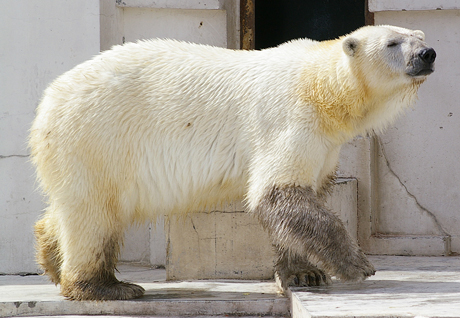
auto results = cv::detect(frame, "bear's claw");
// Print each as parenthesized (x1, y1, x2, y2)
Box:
(290, 271, 332, 287)
(276, 268, 331, 290)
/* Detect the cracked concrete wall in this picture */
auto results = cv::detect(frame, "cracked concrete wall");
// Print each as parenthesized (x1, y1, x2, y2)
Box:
(337, 6, 460, 256)
(0, 1, 100, 273)
(371, 7, 460, 254)
(375, 139, 448, 237)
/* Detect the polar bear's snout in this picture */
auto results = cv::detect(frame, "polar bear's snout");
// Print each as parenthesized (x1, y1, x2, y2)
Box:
(408, 47, 436, 77)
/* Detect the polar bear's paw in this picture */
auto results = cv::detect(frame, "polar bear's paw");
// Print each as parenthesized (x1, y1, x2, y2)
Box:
(62, 279, 145, 301)
(334, 252, 376, 282)
(276, 267, 331, 290)
(289, 270, 332, 287)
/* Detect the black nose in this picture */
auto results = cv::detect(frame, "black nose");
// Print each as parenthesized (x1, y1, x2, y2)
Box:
(419, 48, 436, 64)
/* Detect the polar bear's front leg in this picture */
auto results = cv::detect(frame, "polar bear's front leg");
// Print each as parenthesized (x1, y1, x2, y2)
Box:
(253, 185, 375, 287)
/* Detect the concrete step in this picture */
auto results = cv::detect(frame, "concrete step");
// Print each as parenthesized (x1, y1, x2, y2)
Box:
(0, 264, 288, 317)
(19, 316, 282, 318)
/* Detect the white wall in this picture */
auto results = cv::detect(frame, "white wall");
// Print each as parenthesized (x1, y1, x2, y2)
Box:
(0, 0, 100, 273)
(373, 7, 460, 253)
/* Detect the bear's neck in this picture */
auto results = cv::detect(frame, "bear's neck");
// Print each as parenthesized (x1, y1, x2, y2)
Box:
(298, 55, 369, 143)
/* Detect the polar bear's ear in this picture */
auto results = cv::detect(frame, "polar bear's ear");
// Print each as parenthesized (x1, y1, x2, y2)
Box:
(413, 30, 425, 41)
(343, 37, 359, 57)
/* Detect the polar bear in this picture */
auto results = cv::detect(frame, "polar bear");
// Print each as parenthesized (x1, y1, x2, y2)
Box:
(30, 25, 435, 300)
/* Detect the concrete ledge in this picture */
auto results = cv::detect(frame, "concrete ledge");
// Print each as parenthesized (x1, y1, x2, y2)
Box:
(369, 0, 460, 12)
(0, 265, 288, 317)
(368, 234, 451, 256)
(116, 0, 222, 10)
(291, 255, 460, 318)
(2, 287, 287, 317)
(166, 178, 358, 280)
(326, 178, 358, 242)
(166, 210, 276, 281)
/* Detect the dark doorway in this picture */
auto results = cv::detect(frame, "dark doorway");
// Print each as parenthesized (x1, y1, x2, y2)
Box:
(255, 0, 366, 50)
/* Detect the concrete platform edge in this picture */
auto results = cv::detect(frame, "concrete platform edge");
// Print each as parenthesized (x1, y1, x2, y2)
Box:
(1, 297, 289, 317)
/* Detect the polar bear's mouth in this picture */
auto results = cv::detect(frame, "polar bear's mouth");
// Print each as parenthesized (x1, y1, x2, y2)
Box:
(406, 65, 435, 78)
(410, 68, 435, 77)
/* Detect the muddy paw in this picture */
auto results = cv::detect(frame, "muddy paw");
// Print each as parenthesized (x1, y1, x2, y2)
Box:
(335, 253, 376, 282)
(277, 268, 331, 289)
(62, 279, 145, 300)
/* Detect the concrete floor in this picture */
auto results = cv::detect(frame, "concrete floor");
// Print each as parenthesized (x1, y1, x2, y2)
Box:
(1, 256, 460, 317)
(291, 256, 460, 318)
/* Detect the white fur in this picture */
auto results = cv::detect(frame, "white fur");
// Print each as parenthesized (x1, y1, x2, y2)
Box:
(30, 26, 430, 272)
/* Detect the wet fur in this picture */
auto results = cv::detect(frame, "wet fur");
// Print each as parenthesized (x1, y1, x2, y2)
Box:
(254, 186, 375, 287)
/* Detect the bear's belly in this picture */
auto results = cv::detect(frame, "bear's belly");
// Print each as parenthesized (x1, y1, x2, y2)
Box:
(134, 147, 249, 217)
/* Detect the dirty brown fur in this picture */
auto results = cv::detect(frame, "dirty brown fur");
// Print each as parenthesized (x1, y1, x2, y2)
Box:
(35, 221, 144, 301)
(60, 234, 144, 300)
(316, 171, 337, 202)
(254, 185, 375, 287)
(61, 271, 144, 301)
(35, 217, 62, 284)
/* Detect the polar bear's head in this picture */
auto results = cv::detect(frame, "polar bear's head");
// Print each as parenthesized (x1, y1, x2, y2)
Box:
(342, 25, 436, 89)
(305, 25, 436, 139)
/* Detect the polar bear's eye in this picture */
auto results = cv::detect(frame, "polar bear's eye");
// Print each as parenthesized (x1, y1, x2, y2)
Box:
(387, 41, 399, 47)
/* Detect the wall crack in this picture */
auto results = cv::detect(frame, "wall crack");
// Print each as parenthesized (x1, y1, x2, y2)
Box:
(0, 154, 29, 159)
(377, 137, 449, 237)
